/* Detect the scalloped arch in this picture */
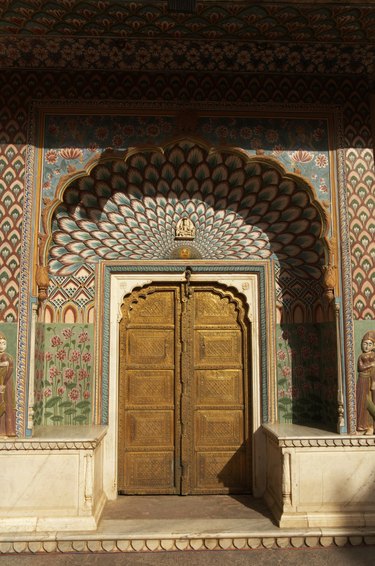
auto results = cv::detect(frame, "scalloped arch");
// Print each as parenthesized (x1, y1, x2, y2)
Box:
(44, 137, 330, 279)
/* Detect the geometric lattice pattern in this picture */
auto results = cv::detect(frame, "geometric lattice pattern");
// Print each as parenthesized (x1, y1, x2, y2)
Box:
(45, 265, 95, 323)
(275, 264, 324, 323)
(49, 140, 326, 281)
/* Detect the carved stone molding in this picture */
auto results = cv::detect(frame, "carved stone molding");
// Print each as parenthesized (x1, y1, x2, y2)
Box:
(1, 532, 375, 554)
(264, 435, 375, 449)
(0, 440, 101, 451)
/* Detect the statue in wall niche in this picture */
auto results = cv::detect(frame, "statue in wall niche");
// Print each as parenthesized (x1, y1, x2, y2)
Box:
(356, 331, 375, 435)
(0, 331, 16, 437)
(175, 217, 195, 240)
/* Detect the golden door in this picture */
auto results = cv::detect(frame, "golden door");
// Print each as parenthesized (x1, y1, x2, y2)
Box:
(118, 283, 251, 495)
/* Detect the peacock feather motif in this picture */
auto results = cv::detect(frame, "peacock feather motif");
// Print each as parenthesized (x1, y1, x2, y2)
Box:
(49, 140, 325, 279)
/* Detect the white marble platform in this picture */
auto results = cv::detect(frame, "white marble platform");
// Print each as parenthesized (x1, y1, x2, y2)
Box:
(0, 426, 108, 533)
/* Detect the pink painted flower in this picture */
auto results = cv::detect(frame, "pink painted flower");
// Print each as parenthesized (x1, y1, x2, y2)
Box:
(51, 335, 62, 347)
(57, 386, 65, 396)
(78, 369, 89, 381)
(62, 328, 73, 339)
(112, 134, 124, 147)
(315, 153, 328, 168)
(282, 366, 291, 377)
(146, 124, 160, 137)
(78, 331, 89, 344)
(64, 368, 75, 383)
(215, 126, 229, 140)
(70, 350, 81, 362)
(95, 127, 109, 140)
(319, 183, 328, 193)
(277, 350, 287, 361)
(69, 388, 80, 402)
(82, 352, 91, 363)
(240, 127, 253, 140)
(83, 390, 90, 400)
(45, 352, 52, 362)
(45, 149, 58, 164)
(44, 387, 52, 398)
(56, 349, 67, 361)
(49, 366, 59, 379)
(123, 125, 135, 137)
(266, 130, 278, 143)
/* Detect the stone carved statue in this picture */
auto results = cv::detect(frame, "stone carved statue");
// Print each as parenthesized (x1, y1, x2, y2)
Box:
(356, 331, 375, 435)
(175, 217, 195, 240)
(0, 331, 16, 437)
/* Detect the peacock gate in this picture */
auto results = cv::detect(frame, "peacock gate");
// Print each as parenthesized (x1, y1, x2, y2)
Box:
(0, 0, 375, 538)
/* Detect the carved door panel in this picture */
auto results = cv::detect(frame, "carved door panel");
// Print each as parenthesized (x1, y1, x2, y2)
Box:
(118, 287, 181, 494)
(118, 283, 250, 495)
(189, 288, 250, 494)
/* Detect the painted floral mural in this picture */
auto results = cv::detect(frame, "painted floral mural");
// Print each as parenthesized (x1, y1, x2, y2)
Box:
(34, 324, 93, 426)
(277, 323, 337, 426)
(41, 114, 331, 206)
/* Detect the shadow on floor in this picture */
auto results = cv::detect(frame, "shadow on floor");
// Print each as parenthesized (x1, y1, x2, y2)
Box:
(101, 494, 276, 524)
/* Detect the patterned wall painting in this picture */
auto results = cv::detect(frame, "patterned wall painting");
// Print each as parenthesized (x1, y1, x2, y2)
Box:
(276, 323, 337, 427)
(33, 323, 93, 426)
(30, 103, 366, 430)
(0, 323, 17, 436)
(37, 135, 332, 427)
(2, 1, 375, 45)
(0, 67, 372, 433)
(41, 114, 331, 205)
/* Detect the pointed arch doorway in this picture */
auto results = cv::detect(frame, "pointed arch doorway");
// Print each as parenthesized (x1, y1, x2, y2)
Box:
(118, 279, 252, 495)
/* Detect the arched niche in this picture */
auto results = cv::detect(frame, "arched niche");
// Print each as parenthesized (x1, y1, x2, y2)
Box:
(35, 137, 338, 432)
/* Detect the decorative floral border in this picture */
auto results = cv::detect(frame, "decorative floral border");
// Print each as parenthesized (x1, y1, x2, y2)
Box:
(0, 38, 374, 75)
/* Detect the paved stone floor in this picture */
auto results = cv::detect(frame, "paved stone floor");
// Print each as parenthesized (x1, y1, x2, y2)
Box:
(1, 496, 375, 563)
(1, 546, 374, 565)
(103, 494, 273, 520)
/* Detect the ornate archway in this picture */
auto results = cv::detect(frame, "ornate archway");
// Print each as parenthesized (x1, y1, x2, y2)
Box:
(35, 137, 336, 430)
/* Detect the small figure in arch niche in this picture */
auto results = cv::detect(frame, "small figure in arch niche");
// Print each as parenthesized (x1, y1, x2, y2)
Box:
(0, 331, 16, 437)
(356, 331, 375, 435)
(175, 217, 195, 240)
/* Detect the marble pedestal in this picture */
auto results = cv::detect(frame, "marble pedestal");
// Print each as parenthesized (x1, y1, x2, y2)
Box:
(0, 426, 107, 532)
(263, 423, 375, 528)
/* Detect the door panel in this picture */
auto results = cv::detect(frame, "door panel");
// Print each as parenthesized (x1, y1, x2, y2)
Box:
(190, 288, 249, 494)
(118, 287, 179, 494)
(195, 370, 242, 405)
(118, 283, 250, 495)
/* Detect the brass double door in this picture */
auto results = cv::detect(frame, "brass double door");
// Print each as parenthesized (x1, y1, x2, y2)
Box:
(118, 282, 251, 495)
